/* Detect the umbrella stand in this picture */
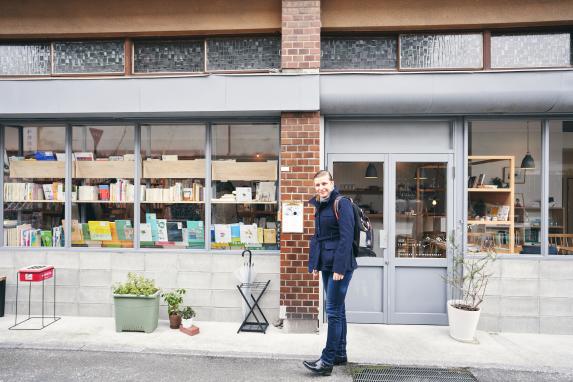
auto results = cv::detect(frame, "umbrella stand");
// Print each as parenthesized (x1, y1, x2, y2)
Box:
(236, 250, 271, 333)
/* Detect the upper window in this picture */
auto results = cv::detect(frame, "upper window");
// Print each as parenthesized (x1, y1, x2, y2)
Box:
(491, 33, 571, 69)
(321, 36, 397, 70)
(206, 36, 280, 71)
(53, 40, 125, 74)
(0, 43, 51, 75)
(399, 33, 483, 70)
(133, 40, 204, 73)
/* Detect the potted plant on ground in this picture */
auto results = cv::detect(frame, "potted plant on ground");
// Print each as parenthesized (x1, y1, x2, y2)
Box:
(113, 272, 160, 333)
(180, 306, 196, 328)
(161, 288, 187, 329)
(444, 230, 496, 343)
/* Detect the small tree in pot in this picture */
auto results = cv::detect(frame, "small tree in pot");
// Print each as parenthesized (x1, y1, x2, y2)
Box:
(162, 288, 186, 329)
(180, 306, 196, 328)
(444, 229, 496, 342)
(113, 273, 160, 333)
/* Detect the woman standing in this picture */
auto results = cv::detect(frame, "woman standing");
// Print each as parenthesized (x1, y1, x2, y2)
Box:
(303, 170, 357, 376)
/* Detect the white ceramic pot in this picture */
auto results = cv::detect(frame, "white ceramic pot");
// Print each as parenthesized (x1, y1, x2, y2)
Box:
(447, 300, 481, 343)
(181, 317, 194, 328)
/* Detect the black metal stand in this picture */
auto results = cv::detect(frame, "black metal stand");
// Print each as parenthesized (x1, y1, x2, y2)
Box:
(9, 269, 61, 330)
(237, 280, 271, 334)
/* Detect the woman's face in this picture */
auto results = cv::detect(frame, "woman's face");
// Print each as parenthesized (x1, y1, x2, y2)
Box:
(314, 174, 334, 199)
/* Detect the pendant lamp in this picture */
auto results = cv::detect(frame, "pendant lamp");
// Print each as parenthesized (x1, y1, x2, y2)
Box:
(365, 163, 378, 178)
(520, 123, 535, 169)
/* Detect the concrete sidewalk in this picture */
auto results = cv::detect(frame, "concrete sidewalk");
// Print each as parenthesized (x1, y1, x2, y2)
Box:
(1, 315, 572, 376)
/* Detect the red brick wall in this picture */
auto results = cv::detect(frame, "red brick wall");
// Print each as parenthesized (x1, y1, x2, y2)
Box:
(280, 112, 321, 320)
(281, 0, 321, 70)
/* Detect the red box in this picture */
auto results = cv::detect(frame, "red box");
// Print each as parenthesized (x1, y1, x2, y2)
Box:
(18, 265, 54, 282)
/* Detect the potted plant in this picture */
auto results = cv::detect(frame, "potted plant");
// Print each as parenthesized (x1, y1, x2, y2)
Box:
(113, 272, 160, 333)
(444, 230, 496, 342)
(161, 288, 187, 329)
(180, 306, 196, 328)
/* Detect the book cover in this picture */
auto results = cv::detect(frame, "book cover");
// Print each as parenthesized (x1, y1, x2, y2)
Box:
(167, 221, 184, 242)
(146, 213, 159, 241)
(140, 223, 153, 241)
(240, 224, 258, 244)
(263, 228, 277, 244)
(40, 230, 52, 247)
(235, 187, 252, 202)
(214, 224, 232, 243)
(230, 224, 241, 243)
(115, 220, 132, 241)
(74, 152, 94, 161)
(186, 221, 205, 247)
(257, 227, 264, 244)
(81, 223, 91, 241)
(109, 222, 119, 242)
(156, 219, 168, 242)
(88, 221, 112, 241)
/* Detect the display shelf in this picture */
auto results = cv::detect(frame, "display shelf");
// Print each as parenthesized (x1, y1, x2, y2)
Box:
(143, 159, 206, 179)
(211, 200, 277, 204)
(468, 188, 511, 192)
(140, 201, 205, 204)
(467, 220, 512, 226)
(75, 161, 136, 179)
(212, 160, 277, 181)
(3, 200, 64, 203)
(9, 161, 67, 179)
(74, 200, 134, 204)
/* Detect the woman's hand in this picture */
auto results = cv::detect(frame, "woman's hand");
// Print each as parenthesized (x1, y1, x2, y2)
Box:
(333, 272, 344, 281)
(312, 270, 318, 276)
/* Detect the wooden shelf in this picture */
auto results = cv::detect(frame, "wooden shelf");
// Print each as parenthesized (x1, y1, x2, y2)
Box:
(140, 201, 205, 204)
(4, 199, 64, 203)
(468, 188, 511, 192)
(9, 161, 67, 179)
(74, 200, 134, 204)
(468, 220, 512, 226)
(143, 159, 205, 179)
(212, 200, 277, 205)
(75, 161, 136, 179)
(212, 160, 277, 181)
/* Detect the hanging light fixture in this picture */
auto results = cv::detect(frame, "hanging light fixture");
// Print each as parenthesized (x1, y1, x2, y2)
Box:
(365, 163, 378, 178)
(521, 122, 535, 169)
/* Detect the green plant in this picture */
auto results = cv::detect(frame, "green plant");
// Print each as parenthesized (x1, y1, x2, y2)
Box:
(161, 288, 186, 316)
(444, 228, 497, 311)
(113, 273, 159, 296)
(180, 306, 196, 320)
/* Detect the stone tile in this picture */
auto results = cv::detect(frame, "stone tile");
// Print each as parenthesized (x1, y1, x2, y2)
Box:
(477, 314, 500, 332)
(499, 316, 539, 333)
(211, 289, 242, 308)
(14, 252, 47, 268)
(540, 261, 573, 280)
(0, 252, 14, 267)
(46, 252, 79, 269)
(111, 252, 145, 271)
(145, 252, 178, 271)
(500, 297, 539, 316)
(79, 303, 112, 317)
(79, 269, 112, 287)
(540, 297, 573, 316)
(480, 295, 500, 315)
(79, 287, 112, 304)
(211, 307, 243, 322)
(539, 316, 573, 335)
(176, 271, 211, 289)
(79, 252, 111, 270)
(501, 260, 539, 279)
(178, 253, 212, 272)
(212, 255, 246, 273)
(53, 268, 79, 286)
(501, 278, 539, 297)
(211, 272, 240, 290)
(182, 289, 212, 307)
(540, 279, 573, 298)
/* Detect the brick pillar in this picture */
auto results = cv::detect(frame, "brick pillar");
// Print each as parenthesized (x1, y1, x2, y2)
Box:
(280, 112, 321, 332)
(281, 0, 321, 70)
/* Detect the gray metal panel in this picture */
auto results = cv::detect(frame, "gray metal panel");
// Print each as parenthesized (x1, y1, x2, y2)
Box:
(346, 264, 384, 321)
(393, 267, 447, 314)
(320, 71, 573, 115)
(0, 74, 319, 119)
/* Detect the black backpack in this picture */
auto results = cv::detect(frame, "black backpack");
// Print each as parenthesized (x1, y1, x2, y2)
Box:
(333, 196, 376, 257)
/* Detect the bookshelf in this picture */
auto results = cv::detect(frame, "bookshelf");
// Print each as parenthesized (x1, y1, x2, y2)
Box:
(467, 155, 515, 254)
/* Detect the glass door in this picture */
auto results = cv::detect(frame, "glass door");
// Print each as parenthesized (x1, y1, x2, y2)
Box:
(329, 154, 388, 323)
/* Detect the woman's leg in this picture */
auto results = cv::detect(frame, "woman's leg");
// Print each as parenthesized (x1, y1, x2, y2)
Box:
(336, 271, 353, 362)
(320, 270, 352, 365)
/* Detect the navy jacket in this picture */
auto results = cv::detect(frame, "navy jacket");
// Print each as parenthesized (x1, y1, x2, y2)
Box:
(308, 188, 358, 274)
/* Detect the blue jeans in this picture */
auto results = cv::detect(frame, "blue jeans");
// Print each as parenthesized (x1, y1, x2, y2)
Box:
(321, 270, 353, 365)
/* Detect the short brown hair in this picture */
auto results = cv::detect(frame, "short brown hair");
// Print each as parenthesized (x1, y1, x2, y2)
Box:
(313, 170, 333, 181)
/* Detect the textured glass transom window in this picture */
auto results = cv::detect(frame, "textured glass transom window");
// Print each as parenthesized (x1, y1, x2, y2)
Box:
(321, 37, 397, 69)
(491, 33, 571, 68)
(206, 36, 280, 71)
(133, 40, 204, 73)
(53, 40, 125, 74)
(0, 43, 51, 75)
(399, 33, 483, 69)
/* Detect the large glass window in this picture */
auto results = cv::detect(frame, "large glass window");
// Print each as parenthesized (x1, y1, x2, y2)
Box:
(140, 124, 206, 249)
(549, 121, 573, 255)
(468, 121, 542, 255)
(211, 124, 279, 250)
(3, 125, 66, 247)
(71, 125, 134, 248)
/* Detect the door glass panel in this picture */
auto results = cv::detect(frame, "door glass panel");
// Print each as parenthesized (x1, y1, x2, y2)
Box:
(332, 162, 384, 257)
(395, 162, 447, 258)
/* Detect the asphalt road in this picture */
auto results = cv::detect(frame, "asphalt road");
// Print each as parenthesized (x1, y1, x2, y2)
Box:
(0, 349, 571, 382)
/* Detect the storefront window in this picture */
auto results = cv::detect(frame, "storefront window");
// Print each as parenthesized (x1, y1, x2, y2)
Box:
(140, 124, 206, 249)
(71, 125, 134, 248)
(549, 121, 573, 255)
(468, 120, 542, 255)
(211, 124, 279, 250)
(3, 125, 66, 247)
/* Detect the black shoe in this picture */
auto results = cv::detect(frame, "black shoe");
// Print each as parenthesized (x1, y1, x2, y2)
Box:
(333, 357, 348, 366)
(303, 359, 333, 376)
(304, 358, 321, 367)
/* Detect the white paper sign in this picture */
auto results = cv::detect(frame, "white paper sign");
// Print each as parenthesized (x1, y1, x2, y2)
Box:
(282, 202, 304, 233)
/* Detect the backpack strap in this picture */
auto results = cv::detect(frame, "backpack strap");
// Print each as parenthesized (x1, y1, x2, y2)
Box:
(333, 195, 349, 221)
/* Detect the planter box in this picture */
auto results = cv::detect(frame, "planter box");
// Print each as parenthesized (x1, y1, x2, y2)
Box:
(113, 291, 159, 333)
(447, 299, 481, 343)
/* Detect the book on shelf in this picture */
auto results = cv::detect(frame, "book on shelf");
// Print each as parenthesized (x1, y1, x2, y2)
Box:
(214, 224, 232, 243)
(187, 221, 205, 247)
(115, 220, 133, 241)
(263, 228, 277, 244)
(156, 219, 168, 242)
(235, 187, 252, 202)
(88, 221, 112, 241)
(73, 152, 94, 161)
(108, 156, 124, 161)
(161, 155, 178, 161)
(256, 182, 276, 202)
(166, 221, 184, 242)
(240, 224, 258, 244)
(78, 185, 98, 201)
(140, 223, 153, 241)
(230, 224, 241, 244)
(98, 185, 110, 200)
(146, 213, 159, 241)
